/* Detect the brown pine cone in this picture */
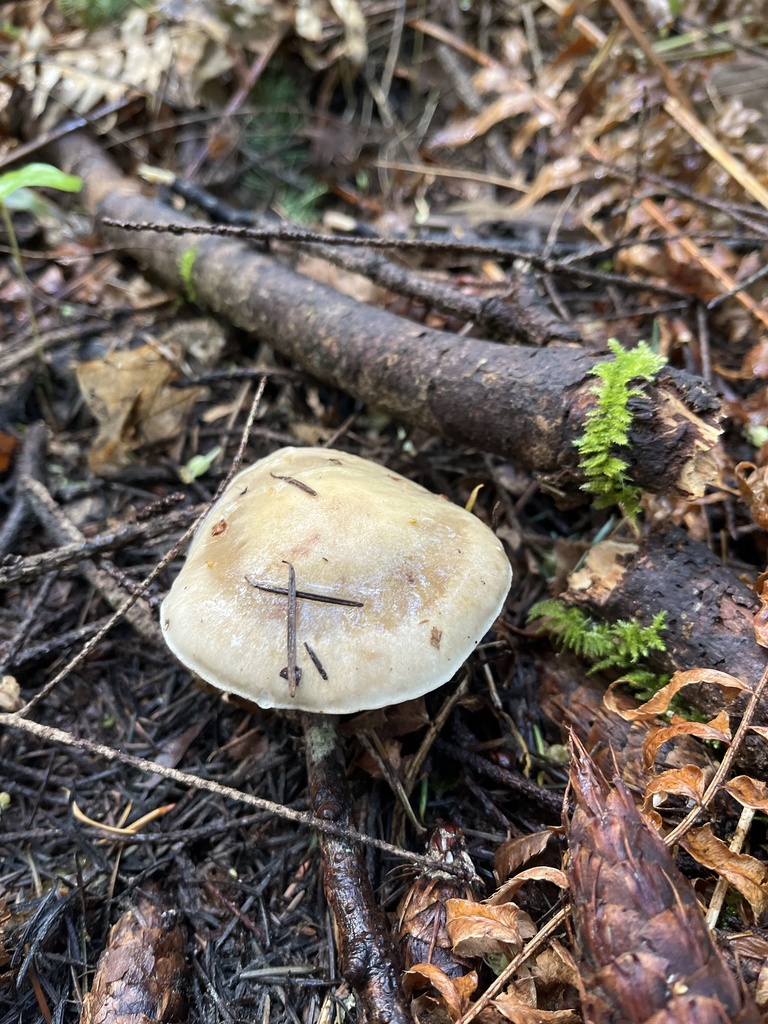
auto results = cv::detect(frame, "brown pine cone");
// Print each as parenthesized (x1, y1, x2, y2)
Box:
(567, 738, 760, 1024)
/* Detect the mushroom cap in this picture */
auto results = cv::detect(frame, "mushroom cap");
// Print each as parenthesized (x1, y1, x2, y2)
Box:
(160, 447, 512, 713)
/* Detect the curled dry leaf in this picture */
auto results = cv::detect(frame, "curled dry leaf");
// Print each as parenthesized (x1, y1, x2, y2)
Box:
(753, 569, 768, 649)
(491, 994, 581, 1024)
(76, 344, 203, 476)
(641, 710, 731, 769)
(724, 775, 768, 811)
(444, 899, 537, 958)
(396, 824, 480, 978)
(642, 764, 709, 811)
(403, 963, 478, 1023)
(494, 829, 557, 883)
(605, 668, 748, 723)
(567, 737, 760, 1024)
(735, 463, 768, 531)
(681, 824, 768, 920)
(428, 92, 538, 150)
(728, 933, 768, 1012)
(486, 867, 569, 907)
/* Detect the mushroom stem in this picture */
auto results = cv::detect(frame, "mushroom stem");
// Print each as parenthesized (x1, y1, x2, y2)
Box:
(302, 712, 411, 1024)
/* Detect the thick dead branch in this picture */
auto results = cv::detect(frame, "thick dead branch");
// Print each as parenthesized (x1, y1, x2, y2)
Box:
(560, 529, 768, 770)
(567, 739, 761, 1024)
(56, 134, 720, 504)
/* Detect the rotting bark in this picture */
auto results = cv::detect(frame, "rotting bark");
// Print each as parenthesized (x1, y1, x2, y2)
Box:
(558, 529, 768, 771)
(302, 713, 411, 1024)
(55, 134, 721, 505)
(537, 651, 716, 791)
(567, 738, 761, 1024)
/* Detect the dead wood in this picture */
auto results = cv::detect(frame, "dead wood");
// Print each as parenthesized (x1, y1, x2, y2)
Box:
(558, 529, 768, 772)
(537, 652, 716, 791)
(0, 502, 198, 589)
(567, 739, 761, 1024)
(55, 134, 720, 505)
(19, 475, 160, 643)
(79, 885, 188, 1024)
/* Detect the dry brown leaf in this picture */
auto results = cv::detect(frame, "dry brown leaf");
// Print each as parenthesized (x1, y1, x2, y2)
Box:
(642, 765, 708, 810)
(510, 155, 594, 213)
(397, 824, 480, 979)
(445, 899, 537, 958)
(682, 823, 768, 918)
(605, 668, 748, 722)
(723, 775, 768, 811)
(487, 867, 569, 907)
(429, 92, 537, 150)
(641, 711, 731, 769)
(753, 568, 768, 648)
(0, 432, 18, 474)
(76, 343, 202, 476)
(403, 963, 478, 1020)
(736, 463, 768, 531)
(494, 830, 556, 883)
(490, 994, 580, 1024)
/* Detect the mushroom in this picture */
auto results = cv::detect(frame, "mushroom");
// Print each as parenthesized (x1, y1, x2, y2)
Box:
(160, 446, 512, 1019)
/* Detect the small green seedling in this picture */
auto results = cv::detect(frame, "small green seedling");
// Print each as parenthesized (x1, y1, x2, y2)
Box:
(0, 162, 82, 338)
(180, 447, 222, 484)
(178, 245, 198, 304)
(575, 339, 667, 520)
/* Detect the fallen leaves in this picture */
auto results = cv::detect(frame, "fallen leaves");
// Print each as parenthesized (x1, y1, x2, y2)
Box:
(75, 343, 202, 475)
(399, 825, 576, 1023)
(682, 824, 768, 919)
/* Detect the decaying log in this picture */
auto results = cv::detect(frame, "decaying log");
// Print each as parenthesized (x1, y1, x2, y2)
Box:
(567, 739, 761, 1024)
(537, 651, 716, 791)
(557, 529, 768, 771)
(55, 134, 720, 505)
(79, 886, 187, 1024)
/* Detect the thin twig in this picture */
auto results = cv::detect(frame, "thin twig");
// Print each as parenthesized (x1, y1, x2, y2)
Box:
(282, 560, 300, 698)
(246, 579, 364, 608)
(99, 217, 691, 298)
(0, 712, 465, 875)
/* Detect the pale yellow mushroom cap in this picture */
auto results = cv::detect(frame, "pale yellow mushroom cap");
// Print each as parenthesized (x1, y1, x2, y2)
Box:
(160, 447, 512, 713)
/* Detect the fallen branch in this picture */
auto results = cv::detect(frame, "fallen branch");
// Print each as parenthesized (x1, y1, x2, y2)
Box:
(56, 134, 720, 505)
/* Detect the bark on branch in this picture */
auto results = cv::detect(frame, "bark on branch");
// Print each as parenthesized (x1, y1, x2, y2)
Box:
(56, 134, 720, 504)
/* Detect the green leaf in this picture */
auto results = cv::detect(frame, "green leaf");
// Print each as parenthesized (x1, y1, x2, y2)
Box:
(0, 163, 82, 203)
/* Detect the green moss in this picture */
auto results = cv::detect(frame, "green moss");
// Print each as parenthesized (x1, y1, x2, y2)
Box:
(528, 599, 667, 686)
(57, 0, 138, 27)
(575, 339, 667, 520)
(178, 246, 198, 304)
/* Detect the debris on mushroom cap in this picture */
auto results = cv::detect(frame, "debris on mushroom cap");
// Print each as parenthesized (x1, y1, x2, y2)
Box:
(160, 447, 512, 714)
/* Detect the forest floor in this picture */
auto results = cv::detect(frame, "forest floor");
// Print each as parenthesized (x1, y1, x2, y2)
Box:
(2, 1, 768, 1022)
